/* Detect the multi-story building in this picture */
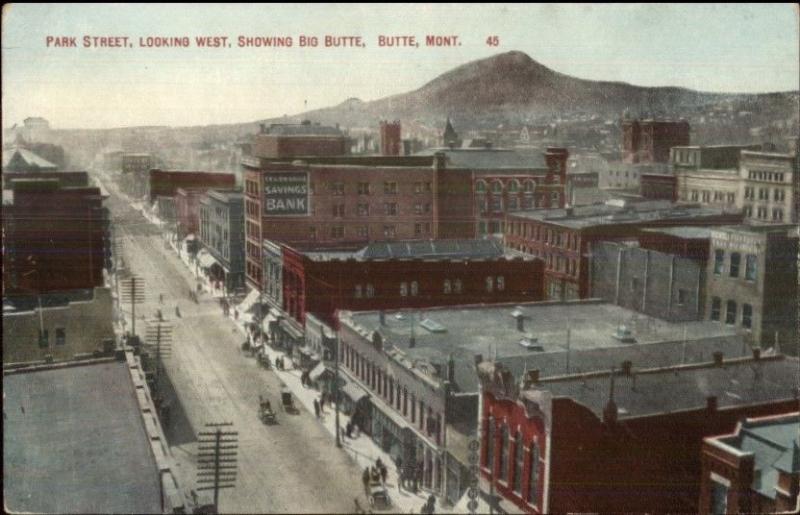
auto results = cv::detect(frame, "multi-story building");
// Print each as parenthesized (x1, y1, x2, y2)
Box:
(249, 121, 349, 160)
(671, 145, 760, 171)
(174, 187, 209, 240)
(199, 190, 245, 294)
(3, 178, 110, 295)
(120, 153, 153, 198)
(477, 352, 799, 514)
(380, 120, 402, 156)
(243, 149, 568, 289)
(504, 200, 743, 301)
(338, 299, 750, 506)
(2, 147, 58, 172)
(590, 229, 710, 322)
(622, 118, 690, 164)
(700, 412, 799, 514)
(705, 224, 798, 353)
(738, 150, 798, 223)
(640, 171, 677, 201)
(147, 169, 236, 203)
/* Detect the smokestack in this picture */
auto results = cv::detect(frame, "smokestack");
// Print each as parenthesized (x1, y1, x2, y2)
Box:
(447, 354, 455, 384)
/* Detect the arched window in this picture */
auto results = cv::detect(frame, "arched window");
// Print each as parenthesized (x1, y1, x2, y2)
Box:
(513, 432, 524, 493)
(492, 181, 504, 194)
(499, 425, 509, 480)
(524, 180, 535, 193)
(528, 442, 540, 505)
(508, 180, 520, 193)
(475, 180, 487, 194)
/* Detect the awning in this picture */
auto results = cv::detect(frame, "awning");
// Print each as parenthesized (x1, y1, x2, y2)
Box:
(309, 362, 331, 382)
(236, 288, 261, 314)
(261, 311, 278, 332)
(197, 251, 217, 269)
(280, 319, 304, 340)
(184, 234, 197, 241)
(340, 375, 370, 404)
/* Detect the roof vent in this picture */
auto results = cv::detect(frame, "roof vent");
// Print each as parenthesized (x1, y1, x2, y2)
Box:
(612, 325, 636, 343)
(420, 318, 447, 333)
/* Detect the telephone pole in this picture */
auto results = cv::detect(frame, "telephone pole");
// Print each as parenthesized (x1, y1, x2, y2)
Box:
(196, 422, 239, 512)
(120, 275, 145, 338)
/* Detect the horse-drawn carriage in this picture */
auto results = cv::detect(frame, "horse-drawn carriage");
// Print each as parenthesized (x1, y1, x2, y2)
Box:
(259, 395, 276, 424)
(281, 387, 298, 414)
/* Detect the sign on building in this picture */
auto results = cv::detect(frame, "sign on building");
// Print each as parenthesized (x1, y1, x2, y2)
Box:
(263, 172, 309, 216)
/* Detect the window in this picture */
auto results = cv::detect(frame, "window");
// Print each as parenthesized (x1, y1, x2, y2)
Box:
(492, 181, 504, 194)
(383, 225, 396, 238)
(55, 328, 66, 345)
(309, 226, 317, 240)
(758, 188, 768, 200)
(330, 182, 345, 195)
(499, 425, 509, 481)
(508, 197, 519, 211)
(742, 304, 753, 329)
(742, 254, 757, 281)
(492, 196, 503, 213)
(384, 203, 398, 216)
(691, 190, 699, 201)
(357, 182, 370, 195)
(414, 203, 423, 215)
(383, 182, 398, 194)
(725, 300, 737, 325)
(757, 206, 767, 219)
(410, 281, 419, 296)
(424, 203, 431, 214)
(366, 284, 375, 298)
(332, 204, 345, 217)
(486, 276, 494, 293)
(513, 432, 524, 493)
(38, 329, 49, 349)
(524, 180, 535, 193)
(454, 279, 463, 294)
(711, 297, 722, 321)
(677, 289, 689, 306)
(714, 250, 724, 275)
(478, 198, 489, 214)
(444, 279, 452, 294)
(414, 223, 423, 236)
(354, 285, 363, 298)
(414, 182, 423, 194)
(711, 480, 729, 515)
(357, 203, 369, 216)
(729, 253, 740, 278)
(485, 419, 495, 470)
(497, 276, 505, 291)
(772, 208, 783, 221)
(400, 282, 408, 297)
(508, 180, 520, 193)
(330, 226, 344, 239)
(774, 189, 784, 201)
(529, 443, 540, 505)
(702, 191, 710, 203)
(475, 180, 487, 193)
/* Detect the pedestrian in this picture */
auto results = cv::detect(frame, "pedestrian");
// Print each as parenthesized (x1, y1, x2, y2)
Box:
(396, 457, 404, 490)
(362, 467, 371, 495)
(346, 422, 353, 439)
(379, 463, 387, 485)
(319, 393, 326, 411)
(313, 399, 320, 418)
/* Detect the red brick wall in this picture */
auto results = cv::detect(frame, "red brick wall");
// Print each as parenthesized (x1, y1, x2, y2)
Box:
(283, 248, 544, 326)
(380, 122, 402, 156)
(252, 135, 349, 159)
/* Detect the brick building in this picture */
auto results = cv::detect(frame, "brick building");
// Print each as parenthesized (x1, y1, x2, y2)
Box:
(199, 190, 245, 293)
(338, 299, 748, 507)
(174, 187, 207, 239)
(504, 201, 743, 301)
(622, 118, 690, 164)
(147, 169, 236, 203)
(640, 171, 677, 201)
(700, 412, 799, 514)
(672, 145, 761, 171)
(3, 178, 110, 295)
(380, 120, 402, 156)
(706, 224, 798, 354)
(738, 150, 798, 223)
(243, 149, 567, 289)
(476, 352, 799, 514)
(249, 121, 349, 159)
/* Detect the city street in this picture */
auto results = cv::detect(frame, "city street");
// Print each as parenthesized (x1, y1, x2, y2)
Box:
(100, 173, 365, 514)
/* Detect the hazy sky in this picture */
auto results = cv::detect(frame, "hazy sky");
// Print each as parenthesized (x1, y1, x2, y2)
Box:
(2, 3, 798, 129)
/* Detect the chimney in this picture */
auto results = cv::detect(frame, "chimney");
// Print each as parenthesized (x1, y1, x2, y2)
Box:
(712, 351, 724, 367)
(621, 360, 633, 376)
(523, 369, 540, 388)
(706, 396, 718, 412)
(752, 348, 761, 360)
(474, 354, 483, 367)
(379, 311, 386, 325)
(433, 151, 446, 170)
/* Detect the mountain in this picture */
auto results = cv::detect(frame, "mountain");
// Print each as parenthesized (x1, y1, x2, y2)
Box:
(277, 51, 797, 127)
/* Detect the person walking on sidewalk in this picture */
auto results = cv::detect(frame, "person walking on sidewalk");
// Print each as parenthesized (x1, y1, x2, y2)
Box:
(362, 467, 371, 495)
(396, 457, 404, 490)
(313, 399, 320, 418)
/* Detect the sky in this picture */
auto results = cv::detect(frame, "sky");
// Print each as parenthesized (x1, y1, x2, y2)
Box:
(2, 3, 798, 129)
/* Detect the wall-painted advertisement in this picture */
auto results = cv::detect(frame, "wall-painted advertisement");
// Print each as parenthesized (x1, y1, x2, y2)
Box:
(262, 172, 310, 216)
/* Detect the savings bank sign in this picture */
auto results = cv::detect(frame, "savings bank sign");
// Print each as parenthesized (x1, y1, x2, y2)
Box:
(263, 172, 310, 216)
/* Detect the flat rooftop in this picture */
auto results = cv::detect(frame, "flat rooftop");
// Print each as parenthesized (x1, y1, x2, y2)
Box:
(416, 147, 548, 169)
(341, 300, 741, 393)
(509, 201, 738, 229)
(3, 360, 162, 514)
(298, 239, 524, 262)
(640, 226, 713, 239)
(526, 355, 798, 420)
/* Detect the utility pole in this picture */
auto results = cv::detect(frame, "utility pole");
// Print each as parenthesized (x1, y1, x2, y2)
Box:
(196, 422, 238, 513)
(120, 275, 145, 338)
(145, 320, 172, 402)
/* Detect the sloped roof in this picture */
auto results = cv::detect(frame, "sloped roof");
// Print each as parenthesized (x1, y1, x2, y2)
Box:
(2, 147, 57, 169)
